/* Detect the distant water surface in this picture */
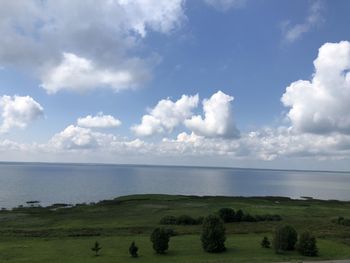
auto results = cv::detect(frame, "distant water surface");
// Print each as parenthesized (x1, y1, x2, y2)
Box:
(0, 162, 349, 208)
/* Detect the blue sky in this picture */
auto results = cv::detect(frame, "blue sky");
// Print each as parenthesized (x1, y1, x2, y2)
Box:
(1, 0, 350, 170)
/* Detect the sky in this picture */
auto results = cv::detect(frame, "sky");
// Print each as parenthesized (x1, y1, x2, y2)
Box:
(1, 0, 350, 170)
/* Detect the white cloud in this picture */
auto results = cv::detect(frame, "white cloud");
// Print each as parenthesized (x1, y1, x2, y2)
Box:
(204, 0, 246, 12)
(118, 0, 185, 37)
(132, 94, 199, 136)
(0, 95, 44, 133)
(49, 125, 116, 150)
(77, 113, 121, 129)
(282, 1, 323, 43)
(0, 1, 186, 93)
(282, 41, 350, 134)
(1, 123, 350, 167)
(48, 125, 152, 155)
(41, 53, 142, 94)
(185, 91, 239, 138)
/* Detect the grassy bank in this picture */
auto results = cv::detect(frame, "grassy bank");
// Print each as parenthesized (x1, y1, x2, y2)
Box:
(0, 194, 350, 262)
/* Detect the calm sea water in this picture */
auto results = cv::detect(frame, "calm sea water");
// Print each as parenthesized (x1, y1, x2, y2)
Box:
(0, 162, 349, 208)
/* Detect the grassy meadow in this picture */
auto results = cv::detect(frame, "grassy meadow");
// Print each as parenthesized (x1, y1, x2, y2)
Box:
(0, 194, 350, 262)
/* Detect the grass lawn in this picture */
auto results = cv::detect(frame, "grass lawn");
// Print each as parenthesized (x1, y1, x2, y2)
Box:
(0, 194, 350, 262)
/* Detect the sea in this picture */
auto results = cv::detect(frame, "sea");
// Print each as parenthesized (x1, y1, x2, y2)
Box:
(0, 162, 349, 208)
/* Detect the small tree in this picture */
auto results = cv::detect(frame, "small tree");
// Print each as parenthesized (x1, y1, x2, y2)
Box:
(297, 231, 318, 256)
(201, 215, 226, 253)
(273, 225, 297, 253)
(261, 236, 271, 248)
(150, 228, 170, 254)
(91, 241, 102, 256)
(129, 241, 139, 258)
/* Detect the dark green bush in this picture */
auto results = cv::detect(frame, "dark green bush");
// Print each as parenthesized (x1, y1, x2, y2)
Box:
(91, 241, 102, 256)
(129, 241, 138, 257)
(159, 215, 201, 225)
(177, 215, 198, 225)
(333, 216, 350, 226)
(261, 236, 271, 248)
(150, 228, 170, 254)
(242, 213, 257, 222)
(196, 216, 204, 224)
(218, 208, 235, 223)
(273, 225, 298, 253)
(201, 215, 226, 253)
(235, 209, 244, 222)
(297, 231, 318, 256)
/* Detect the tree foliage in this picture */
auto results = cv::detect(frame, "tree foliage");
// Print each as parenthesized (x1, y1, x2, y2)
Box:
(201, 215, 226, 253)
(297, 231, 318, 256)
(218, 208, 235, 223)
(150, 228, 170, 254)
(273, 225, 297, 253)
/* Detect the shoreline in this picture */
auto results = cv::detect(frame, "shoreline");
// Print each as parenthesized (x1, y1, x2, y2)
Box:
(4, 193, 350, 211)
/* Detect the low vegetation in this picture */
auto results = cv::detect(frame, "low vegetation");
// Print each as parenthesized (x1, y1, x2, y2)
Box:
(333, 216, 350, 226)
(218, 207, 282, 223)
(0, 194, 349, 262)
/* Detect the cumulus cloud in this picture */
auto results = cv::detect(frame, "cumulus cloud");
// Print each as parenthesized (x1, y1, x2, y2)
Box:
(0, 0, 185, 93)
(185, 91, 239, 138)
(282, 1, 323, 43)
(132, 94, 199, 136)
(48, 125, 152, 155)
(49, 125, 115, 150)
(160, 127, 350, 162)
(77, 113, 121, 129)
(282, 41, 350, 134)
(0, 95, 44, 133)
(204, 0, 246, 12)
(41, 53, 143, 94)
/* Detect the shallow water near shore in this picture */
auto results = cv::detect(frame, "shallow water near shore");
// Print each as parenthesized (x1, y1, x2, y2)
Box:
(0, 162, 349, 208)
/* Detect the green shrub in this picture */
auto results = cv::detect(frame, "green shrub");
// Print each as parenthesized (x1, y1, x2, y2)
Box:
(177, 215, 198, 225)
(261, 236, 271, 248)
(273, 225, 298, 253)
(196, 216, 204, 224)
(129, 241, 138, 257)
(150, 228, 170, 254)
(235, 209, 244, 222)
(159, 215, 201, 225)
(297, 231, 318, 256)
(218, 208, 235, 223)
(332, 216, 350, 226)
(201, 215, 226, 253)
(91, 241, 102, 256)
(242, 213, 257, 222)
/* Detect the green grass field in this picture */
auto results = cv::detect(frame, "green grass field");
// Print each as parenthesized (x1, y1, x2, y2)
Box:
(0, 194, 350, 262)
